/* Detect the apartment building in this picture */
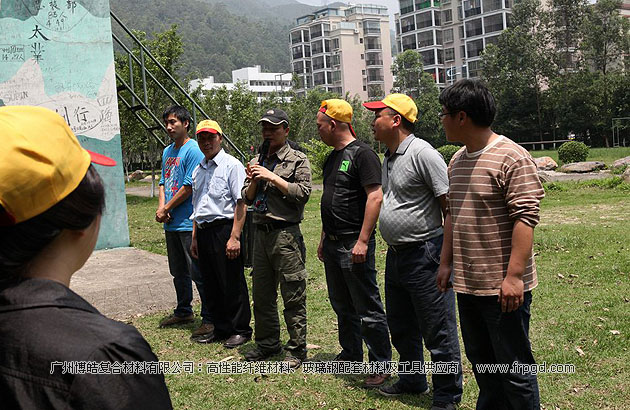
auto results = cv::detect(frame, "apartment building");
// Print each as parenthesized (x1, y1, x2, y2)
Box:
(395, 0, 514, 86)
(290, 4, 394, 100)
(190, 65, 292, 102)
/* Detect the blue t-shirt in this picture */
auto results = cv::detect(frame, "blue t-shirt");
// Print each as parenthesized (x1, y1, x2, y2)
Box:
(159, 139, 205, 232)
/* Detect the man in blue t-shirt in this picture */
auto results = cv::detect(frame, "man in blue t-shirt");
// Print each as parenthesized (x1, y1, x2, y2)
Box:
(156, 105, 211, 341)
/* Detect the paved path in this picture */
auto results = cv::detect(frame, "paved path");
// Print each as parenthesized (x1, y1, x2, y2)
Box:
(125, 182, 323, 197)
(72, 247, 200, 320)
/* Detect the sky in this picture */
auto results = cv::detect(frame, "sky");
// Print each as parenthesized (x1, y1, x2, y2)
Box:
(297, 0, 401, 24)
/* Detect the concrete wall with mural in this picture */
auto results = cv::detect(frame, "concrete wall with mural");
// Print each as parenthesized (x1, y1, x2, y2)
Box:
(0, 0, 129, 249)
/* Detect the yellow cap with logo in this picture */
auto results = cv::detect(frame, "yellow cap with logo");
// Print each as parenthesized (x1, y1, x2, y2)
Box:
(0, 105, 115, 226)
(319, 99, 356, 136)
(196, 119, 223, 135)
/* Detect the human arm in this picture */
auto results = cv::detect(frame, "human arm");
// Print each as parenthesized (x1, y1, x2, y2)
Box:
(437, 211, 454, 292)
(244, 162, 259, 203)
(156, 185, 168, 223)
(191, 221, 198, 259)
(499, 220, 533, 312)
(248, 155, 312, 204)
(351, 184, 382, 264)
(226, 200, 247, 259)
(156, 185, 192, 221)
(317, 229, 325, 262)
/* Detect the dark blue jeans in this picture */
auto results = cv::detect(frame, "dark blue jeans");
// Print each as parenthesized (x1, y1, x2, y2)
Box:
(457, 291, 540, 410)
(385, 235, 463, 403)
(165, 230, 211, 323)
(323, 235, 392, 364)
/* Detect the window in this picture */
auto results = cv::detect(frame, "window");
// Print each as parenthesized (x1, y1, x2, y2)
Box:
(311, 40, 324, 55)
(484, 13, 503, 34)
(415, 0, 432, 9)
(332, 70, 341, 83)
(402, 34, 416, 50)
(465, 18, 482, 37)
(444, 28, 454, 43)
(291, 31, 301, 44)
(310, 24, 322, 39)
(468, 60, 481, 78)
(367, 68, 384, 82)
(401, 15, 415, 33)
(417, 30, 434, 48)
(421, 49, 435, 65)
(425, 67, 437, 81)
(325, 39, 331, 53)
(365, 37, 382, 50)
(460, 45, 466, 59)
(292, 45, 303, 60)
(304, 45, 311, 57)
(442, 9, 453, 24)
(485, 35, 500, 47)
(302, 30, 310, 42)
(483, 0, 502, 12)
(464, 0, 482, 17)
(445, 47, 455, 62)
(396, 21, 401, 35)
(314, 72, 326, 85)
(331, 54, 340, 66)
(366, 52, 383, 66)
(437, 49, 444, 64)
(364, 20, 381, 34)
(313, 56, 325, 70)
(332, 38, 340, 50)
(416, 11, 432, 29)
(400, 0, 414, 15)
(326, 71, 332, 84)
(434, 10, 441, 26)
(325, 55, 331, 68)
(459, 25, 465, 39)
(466, 39, 484, 58)
(435, 30, 443, 45)
(293, 61, 304, 74)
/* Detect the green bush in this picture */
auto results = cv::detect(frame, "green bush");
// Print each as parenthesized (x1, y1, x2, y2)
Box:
(558, 141, 589, 164)
(437, 144, 461, 164)
(302, 138, 333, 178)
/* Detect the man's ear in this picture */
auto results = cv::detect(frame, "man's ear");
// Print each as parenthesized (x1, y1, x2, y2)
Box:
(183, 120, 190, 130)
(392, 113, 402, 128)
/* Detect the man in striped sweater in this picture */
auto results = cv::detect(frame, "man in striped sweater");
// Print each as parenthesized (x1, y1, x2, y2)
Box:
(437, 80, 544, 410)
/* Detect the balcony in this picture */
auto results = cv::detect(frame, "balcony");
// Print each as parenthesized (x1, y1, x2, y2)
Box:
(367, 75, 384, 82)
(366, 59, 383, 66)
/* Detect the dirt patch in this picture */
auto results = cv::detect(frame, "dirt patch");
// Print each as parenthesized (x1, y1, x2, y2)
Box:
(540, 204, 630, 226)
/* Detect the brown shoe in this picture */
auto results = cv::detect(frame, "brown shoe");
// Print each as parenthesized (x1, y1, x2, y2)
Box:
(191, 323, 215, 337)
(283, 352, 306, 369)
(364, 373, 390, 388)
(159, 314, 194, 328)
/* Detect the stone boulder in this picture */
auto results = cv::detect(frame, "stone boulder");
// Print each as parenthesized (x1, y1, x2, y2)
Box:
(558, 161, 606, 173)
(612, 156, 630, 169)
(533, 156, 558, 171)
(129, 170, 145, 181)
(623, 167, 630, 183)
(537, 171, 552, 183)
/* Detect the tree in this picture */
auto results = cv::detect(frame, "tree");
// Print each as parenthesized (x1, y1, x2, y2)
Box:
(481, 0, 556, 142)
(390, 50, 443, 147)
(580, 0, 630, 146)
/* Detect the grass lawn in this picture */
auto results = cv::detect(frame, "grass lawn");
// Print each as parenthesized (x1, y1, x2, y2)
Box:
(125, 180, 629, 409)
(530, 146, 630, 167)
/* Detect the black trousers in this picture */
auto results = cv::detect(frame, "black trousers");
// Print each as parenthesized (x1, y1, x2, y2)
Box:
(197, 222, 252, 337)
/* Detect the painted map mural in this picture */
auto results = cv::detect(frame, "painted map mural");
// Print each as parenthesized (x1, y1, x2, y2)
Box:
(0, 0, 129, 248)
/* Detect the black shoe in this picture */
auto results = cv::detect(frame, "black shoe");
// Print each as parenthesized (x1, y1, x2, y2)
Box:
(244, 346, 282, 361)
(223, 334, 250, 349)
(379, 382, 430, 397)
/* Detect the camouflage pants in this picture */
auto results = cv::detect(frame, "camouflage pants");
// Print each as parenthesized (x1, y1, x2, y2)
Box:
(252, 224, 307, 358)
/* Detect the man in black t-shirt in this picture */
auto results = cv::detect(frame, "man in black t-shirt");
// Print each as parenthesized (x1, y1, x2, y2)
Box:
(316, 99, 392, 388)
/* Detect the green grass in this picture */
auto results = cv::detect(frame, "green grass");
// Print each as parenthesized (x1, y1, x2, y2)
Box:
(530, 146, 630, 166)
(126, 180, 630, 409)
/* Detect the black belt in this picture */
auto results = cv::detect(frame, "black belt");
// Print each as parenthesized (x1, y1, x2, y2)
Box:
(388, 241, 424, 253)
(326, 232, 359, 241)
(255, 220, 297, 233)
(198, 218, 233, 230)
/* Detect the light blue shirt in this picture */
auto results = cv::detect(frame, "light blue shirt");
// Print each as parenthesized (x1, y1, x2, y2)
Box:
(191, 149, 246, 224)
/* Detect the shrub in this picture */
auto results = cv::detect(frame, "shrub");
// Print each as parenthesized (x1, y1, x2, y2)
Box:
(558, 141, 589, 164)
(302, 138, 333, 178)
(437, 144, 461, 164)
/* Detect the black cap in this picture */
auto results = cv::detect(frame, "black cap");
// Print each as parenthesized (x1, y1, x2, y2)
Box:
(258, 108, 289, 126)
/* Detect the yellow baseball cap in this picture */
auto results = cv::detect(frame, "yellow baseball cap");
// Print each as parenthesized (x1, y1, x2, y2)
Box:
(195, 119, 223, 135)
(0, 105, 115, 226)
(319, 99, 356, 136)
(363, 93, 418, 123)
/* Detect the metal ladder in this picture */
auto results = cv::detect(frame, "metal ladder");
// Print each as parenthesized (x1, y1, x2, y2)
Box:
(110, 11, 246, 162)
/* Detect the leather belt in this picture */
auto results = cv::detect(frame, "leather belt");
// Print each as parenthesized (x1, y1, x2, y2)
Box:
(326, 233, 359, 241)
(198, 218, 233, 230)
(255, 220, 297, 233)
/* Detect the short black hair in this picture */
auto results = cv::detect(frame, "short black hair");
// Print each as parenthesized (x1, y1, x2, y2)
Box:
(439, 79, 496, 127)
(0, 165, 105, 284)
(162, 105, 192, 131)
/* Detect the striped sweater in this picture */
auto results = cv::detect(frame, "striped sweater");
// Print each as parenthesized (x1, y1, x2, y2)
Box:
(447, 136, 545, 296)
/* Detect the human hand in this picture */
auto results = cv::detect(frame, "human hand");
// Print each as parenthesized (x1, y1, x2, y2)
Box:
(498, 275, 524, 312)
(351, 240, 368, 264)
(156, 207, 169, 223)
(190, 237, 198, 259)
(249, 164, 276, 183)
(226, 236, 241, 259)
(436, 263, 453, 292)
(317, 239, 324, 262)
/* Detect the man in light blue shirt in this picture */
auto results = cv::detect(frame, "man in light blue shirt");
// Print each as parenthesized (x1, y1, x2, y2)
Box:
(157, 105, 211, 340)
(190, 119, 252, 348)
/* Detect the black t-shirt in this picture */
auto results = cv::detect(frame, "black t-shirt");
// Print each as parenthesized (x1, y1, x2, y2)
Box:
(321, 139, 382, 235)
